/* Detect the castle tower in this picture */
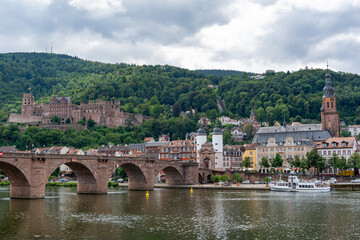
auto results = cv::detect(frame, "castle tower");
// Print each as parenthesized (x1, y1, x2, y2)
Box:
(212, 122, 224, 170)
(22, 93, 35, 116)
(196, 123, 207, 163)
(320, 69, 340, 137)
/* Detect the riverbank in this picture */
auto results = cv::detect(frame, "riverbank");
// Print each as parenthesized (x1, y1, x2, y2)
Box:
(118, 183, 270, 190)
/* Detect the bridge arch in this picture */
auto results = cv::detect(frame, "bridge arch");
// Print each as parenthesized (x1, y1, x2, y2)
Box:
(120, 163, 151, 190)
(0, 161, 31, 198)
(47, 161, 98, 194)
(160, 166, 184, 185)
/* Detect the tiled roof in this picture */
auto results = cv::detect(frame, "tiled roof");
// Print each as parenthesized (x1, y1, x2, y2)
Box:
(315, 137, 356, 148)
(162, 140, 194, 148)
(0, 146, 18, 152)
(253, 124, 331, 144)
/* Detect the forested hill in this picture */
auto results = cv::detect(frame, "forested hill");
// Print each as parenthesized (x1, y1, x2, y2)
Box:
(0, 52, 360, 126)
(218, 69, 360, 125)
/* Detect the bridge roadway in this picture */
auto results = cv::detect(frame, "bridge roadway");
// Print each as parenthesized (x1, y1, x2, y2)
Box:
(0, 153, 199, 199)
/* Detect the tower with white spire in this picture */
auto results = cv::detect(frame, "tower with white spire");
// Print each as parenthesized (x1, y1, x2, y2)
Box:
(212, 122, 224, 170)
(196, 123, 207, 162)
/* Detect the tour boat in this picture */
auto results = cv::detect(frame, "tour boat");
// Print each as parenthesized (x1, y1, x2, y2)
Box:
(269, 173, 331, 192)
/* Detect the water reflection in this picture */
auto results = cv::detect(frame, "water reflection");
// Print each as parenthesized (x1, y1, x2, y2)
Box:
(0, 187, 360, 239)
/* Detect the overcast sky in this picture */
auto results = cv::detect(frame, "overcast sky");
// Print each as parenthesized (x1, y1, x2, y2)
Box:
(1, 0, 360, 74)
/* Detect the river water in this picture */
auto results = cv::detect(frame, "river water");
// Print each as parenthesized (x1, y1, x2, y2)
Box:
(0, 187, 359, 239)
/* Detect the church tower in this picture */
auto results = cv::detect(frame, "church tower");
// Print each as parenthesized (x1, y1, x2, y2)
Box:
(320, 69, 340, 137)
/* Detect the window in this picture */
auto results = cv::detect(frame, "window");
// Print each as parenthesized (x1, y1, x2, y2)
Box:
(322, 143, 328, 147)
(342, 142, 347, 147)
(332, 143, 337, 147)
(348, 150, 351, 155)
(250, 152, 253, 155)
(174, 147, 177, 151)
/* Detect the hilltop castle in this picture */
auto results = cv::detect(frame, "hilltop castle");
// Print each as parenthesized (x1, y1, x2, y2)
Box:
(8, 93, 150, 128)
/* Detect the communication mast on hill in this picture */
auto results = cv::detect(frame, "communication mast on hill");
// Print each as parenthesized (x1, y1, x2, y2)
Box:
(51, 42, 53, 53)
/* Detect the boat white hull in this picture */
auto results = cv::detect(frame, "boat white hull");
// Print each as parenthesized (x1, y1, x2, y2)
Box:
(269, 184, 330, 193)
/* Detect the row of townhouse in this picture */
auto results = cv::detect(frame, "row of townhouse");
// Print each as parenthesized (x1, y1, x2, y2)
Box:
(315, 137, 358, 174)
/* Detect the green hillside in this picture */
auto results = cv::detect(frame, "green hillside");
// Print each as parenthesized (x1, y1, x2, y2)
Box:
(1, 52, 360, 125)
(0, 52, 360, 150)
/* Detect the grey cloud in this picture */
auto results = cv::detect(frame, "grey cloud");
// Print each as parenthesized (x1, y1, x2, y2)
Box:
(0, 0, 232, 45)
(258, 7, 360, 63)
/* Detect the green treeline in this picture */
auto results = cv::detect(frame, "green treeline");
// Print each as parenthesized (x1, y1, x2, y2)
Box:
(1, 53, 360, 151)
(0, 52, 218, 120)
(0, 117, 197, 150)
(218, 69, 360, 124)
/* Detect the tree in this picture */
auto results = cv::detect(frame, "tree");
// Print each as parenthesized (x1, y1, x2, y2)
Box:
(87, 119, 96, 128)
(341, 130, 351, 137)
(349, 152, 360, 175)
(223, 129, 233, 145)
(114, 167, 127, 179)
(210, 175, 220, 183)
(150, 105, 164, 118)
(336, 156, 348, 171)
(243, 156, 251, 169)
(243, 124, 255, 140)
(231, 173, 243, 183)
(260, 156, 270, 171)
(65, 118, 71, 124)
(299, 158, 310, 173)
(272, 153, 283, 168)
(306, 149, 322, 175)
(290, 155, 301, 168)
(328, 153, 339, 175)
(51, 115, 61, 124)
(172, 102, 181, 117)
(256, 107, 266, 122)
(317, 157, 326, 173)
(220, 175, 229, 182)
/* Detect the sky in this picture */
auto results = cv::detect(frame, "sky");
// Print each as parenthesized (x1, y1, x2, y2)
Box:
(1, 0, 360, 74)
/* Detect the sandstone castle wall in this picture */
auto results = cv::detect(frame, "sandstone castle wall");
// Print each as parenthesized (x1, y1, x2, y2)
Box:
(8, 93, 149, 128)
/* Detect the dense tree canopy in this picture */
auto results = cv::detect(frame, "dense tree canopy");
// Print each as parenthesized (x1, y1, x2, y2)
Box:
(1, 53, 360, 150)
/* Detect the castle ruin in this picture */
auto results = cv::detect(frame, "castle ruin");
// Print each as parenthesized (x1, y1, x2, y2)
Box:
(8, 93, 150, 128)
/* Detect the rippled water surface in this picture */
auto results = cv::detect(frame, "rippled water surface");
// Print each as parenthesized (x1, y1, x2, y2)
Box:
(0, 187, 359, 239)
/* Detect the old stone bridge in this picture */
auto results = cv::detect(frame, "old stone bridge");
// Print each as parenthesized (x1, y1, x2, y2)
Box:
(0, 153, 199, 199)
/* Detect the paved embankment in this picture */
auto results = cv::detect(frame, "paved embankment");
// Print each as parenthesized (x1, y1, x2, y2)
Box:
(118, 183, 270, 190)
(331, 183, 360, 191)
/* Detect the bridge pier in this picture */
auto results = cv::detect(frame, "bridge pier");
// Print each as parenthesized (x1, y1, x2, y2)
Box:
(182, 163, 199, 185)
